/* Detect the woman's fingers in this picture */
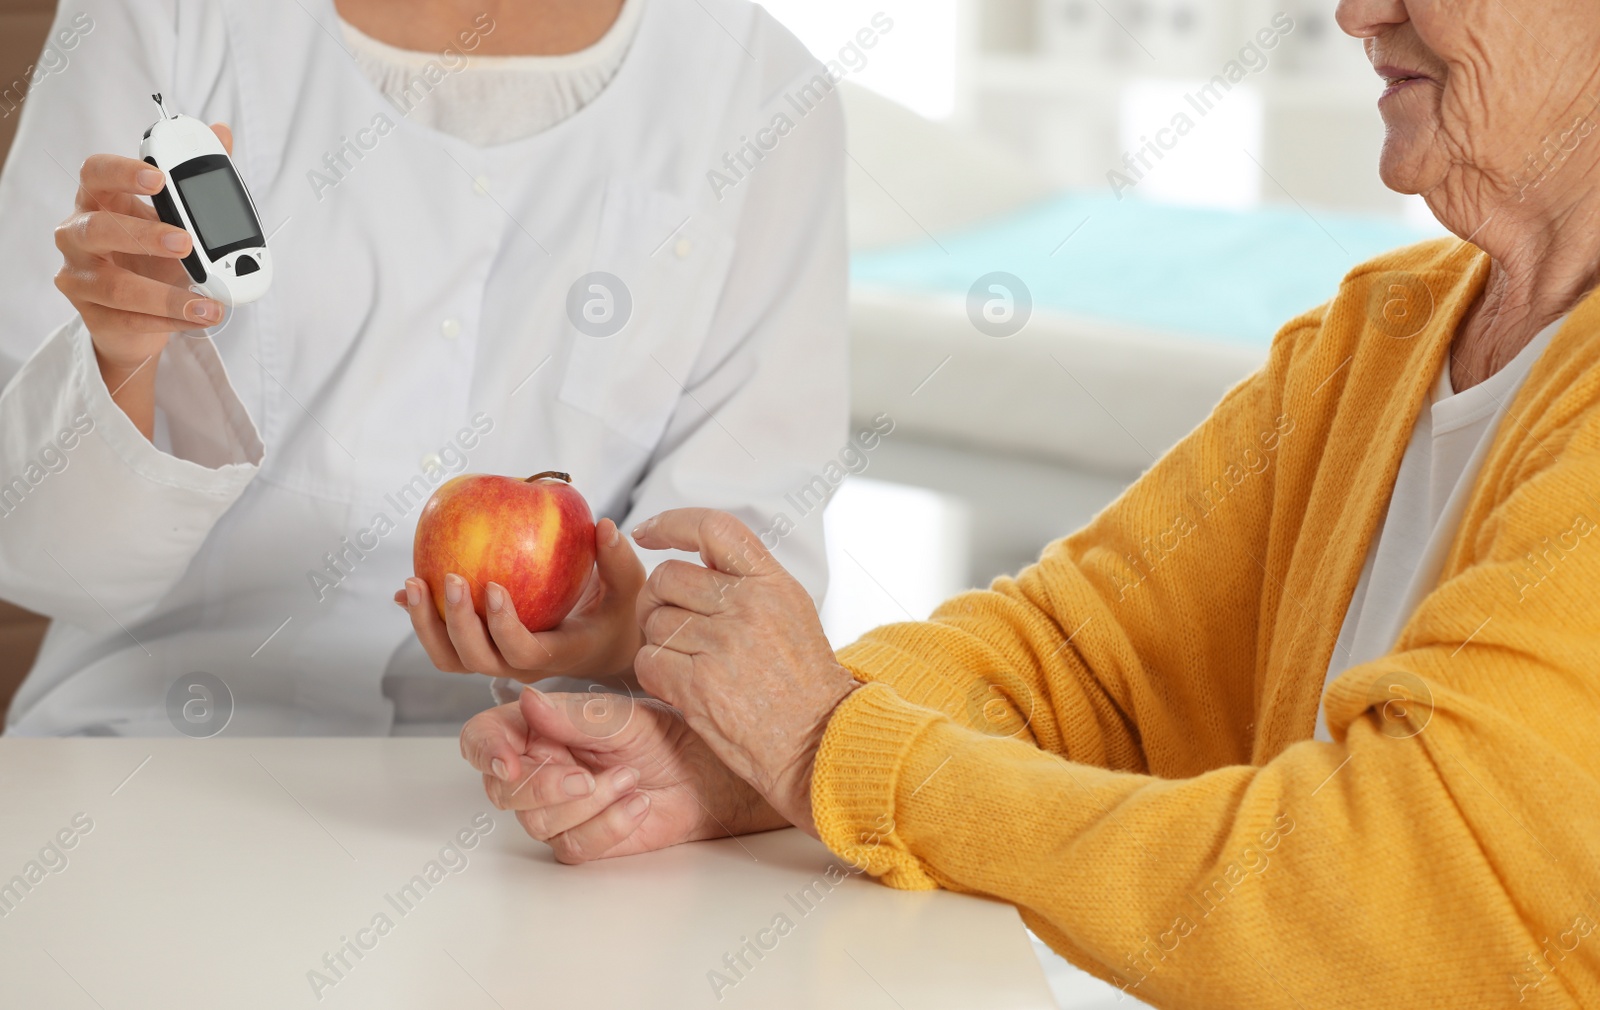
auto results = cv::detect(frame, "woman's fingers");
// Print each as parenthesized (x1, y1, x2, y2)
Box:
(75, 153, 165, 210)
(54, 166, 226, 351)
(401, 577, 560, 679)
(56, 262, 216, 325)
(483, 581, 564, 672)
(640, 558, 741, 618)
(58, 208, 191, 261)
(482, 518, 643, 677)
(459, 701, 575, 788)
(542, 791, 653, 864)
(631, 643, 696, 711)
(73, 126, 230, 206)
(403, 517, 645, 683)
(516, 684, 652, 758)
(460, 700, 532, 780)
(632, 508, 778, 578)
(641, 604, 714, 656)
(441, 573, 513, 674)
(496, 758, 640, 833)
(463, 720, 647, 852)
(405, 573, 594, 681)
(403, 577, 469, 673)
(594, 517, 647, 597)
(463, 714, 571, 778)
(73, 301, 210, 339)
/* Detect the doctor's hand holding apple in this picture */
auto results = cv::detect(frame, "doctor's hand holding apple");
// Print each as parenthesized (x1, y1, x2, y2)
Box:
(396, 472, 647, 686)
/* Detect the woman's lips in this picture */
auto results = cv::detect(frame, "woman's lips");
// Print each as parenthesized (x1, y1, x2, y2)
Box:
(1380, 77, 1426, 100)
(1374, 64, 1432, 102)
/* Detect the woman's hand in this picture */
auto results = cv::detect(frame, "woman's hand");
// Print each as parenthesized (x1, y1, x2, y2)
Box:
(460, 686, 788, 863)
(396, 518, 646, 684)
(53, 124, 232, 439)
(631, 508, 859, 837)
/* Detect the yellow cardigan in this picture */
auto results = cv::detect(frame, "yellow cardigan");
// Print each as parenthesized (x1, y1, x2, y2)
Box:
(812, 237, 1600, 1009)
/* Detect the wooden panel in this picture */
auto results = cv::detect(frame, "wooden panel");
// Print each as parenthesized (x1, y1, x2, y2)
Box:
(0, 1, 57, 718)
(0, 0, 55, 720)
(0, 11, 56, 170)
(0, 601, 49, 719)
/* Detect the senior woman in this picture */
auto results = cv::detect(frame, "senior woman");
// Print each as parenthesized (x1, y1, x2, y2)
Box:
(462, 0, 1600, 1005)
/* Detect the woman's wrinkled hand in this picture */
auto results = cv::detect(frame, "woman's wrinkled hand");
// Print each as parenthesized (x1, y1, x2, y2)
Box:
(395, 518, 646, 685)
(460, 685, 788, 863)
(631, 508, 859, 838)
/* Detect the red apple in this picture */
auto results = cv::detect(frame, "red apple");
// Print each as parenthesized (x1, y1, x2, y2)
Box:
(413, 471, 597, 633)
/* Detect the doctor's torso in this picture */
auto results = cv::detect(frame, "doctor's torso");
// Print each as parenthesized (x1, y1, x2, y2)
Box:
(0, 0, 845, 735)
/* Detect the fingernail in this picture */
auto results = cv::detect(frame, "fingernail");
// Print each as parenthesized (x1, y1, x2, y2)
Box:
(486, 583, 504, 614)
(607, 522, 620, 548)
(393, 597, 407, 610)
(625, 793, 651, 818)
(161, 231, 189, 253)
(445, 574, 464, 605)
(187, 300, 221, 323)
(491, 758, 508, 781)
(405, 580, 422, 609)
(137, 168, 162, 191)
(613, 766, 638, 792)
(562, 771, 595, 797)
(523, 685, 554, 709)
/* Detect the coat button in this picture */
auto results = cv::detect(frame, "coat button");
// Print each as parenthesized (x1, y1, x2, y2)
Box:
(473, 175, 491, 196)
(441, 318, 461, 340)
(420, 452, 443, 471)
(674, 238, 692, 259)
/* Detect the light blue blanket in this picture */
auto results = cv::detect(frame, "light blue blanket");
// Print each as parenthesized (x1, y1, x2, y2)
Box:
(850, 192, 1444, 350)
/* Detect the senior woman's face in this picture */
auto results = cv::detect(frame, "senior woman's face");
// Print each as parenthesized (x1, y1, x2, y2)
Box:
(1336, 0, 1600, 219)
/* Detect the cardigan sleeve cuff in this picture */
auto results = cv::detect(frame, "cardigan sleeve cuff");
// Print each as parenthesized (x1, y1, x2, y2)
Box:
(836, 639, 967, 710)
(810, 682, 943, 891)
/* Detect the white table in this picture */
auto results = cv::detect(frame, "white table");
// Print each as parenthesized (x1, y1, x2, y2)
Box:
(0, 739, 1056, 1009)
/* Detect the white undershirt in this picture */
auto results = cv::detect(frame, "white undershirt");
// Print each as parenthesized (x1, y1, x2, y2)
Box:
(340, 0, 644, 147)
(1314, 315, 1566, 741)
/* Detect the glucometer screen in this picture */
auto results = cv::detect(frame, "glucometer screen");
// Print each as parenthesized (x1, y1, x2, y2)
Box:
(172, 159, 263, 259)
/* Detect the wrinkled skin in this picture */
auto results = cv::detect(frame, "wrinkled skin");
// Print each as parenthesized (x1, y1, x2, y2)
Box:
(460, 686, 788, 863)
(629, 509, 861, 836)
(1337, 0, 1600, 387)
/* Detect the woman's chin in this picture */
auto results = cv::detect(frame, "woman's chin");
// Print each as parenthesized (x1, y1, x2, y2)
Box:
(1376, 136, 1440, 199)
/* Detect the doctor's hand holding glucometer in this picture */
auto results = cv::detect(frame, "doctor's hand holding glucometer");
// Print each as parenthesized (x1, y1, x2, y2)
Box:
(51, 104, 246, 442)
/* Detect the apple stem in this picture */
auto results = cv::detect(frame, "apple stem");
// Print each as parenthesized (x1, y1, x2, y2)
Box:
(525, 471, 572, 484)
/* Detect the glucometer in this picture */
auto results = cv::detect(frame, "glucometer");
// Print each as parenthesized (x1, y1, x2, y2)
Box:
(140, 93, 271, 306)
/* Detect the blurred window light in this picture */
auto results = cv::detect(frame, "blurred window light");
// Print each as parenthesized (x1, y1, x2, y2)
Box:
(1116, 77, 1264, 208)
(758, 0, 956, 119)
(1402, 193, 1451, 234)
(820, 478, 971, 649)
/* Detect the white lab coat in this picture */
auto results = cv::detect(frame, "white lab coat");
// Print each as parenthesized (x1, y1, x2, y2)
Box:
(0, 0, 848, 735)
